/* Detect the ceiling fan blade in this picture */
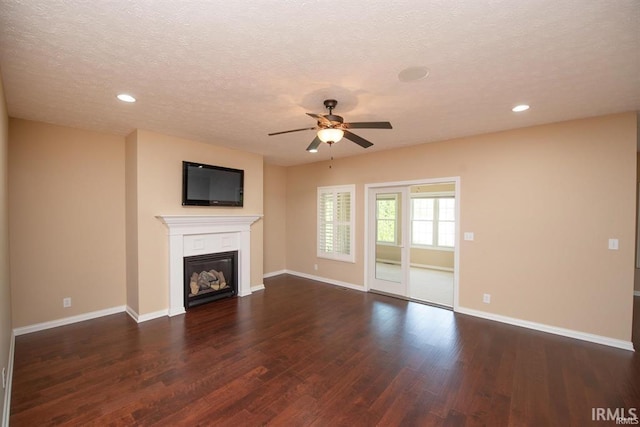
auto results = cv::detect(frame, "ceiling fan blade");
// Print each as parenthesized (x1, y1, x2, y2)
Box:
(268, 127, 316, 136)
(343, 130, 374, 148)
(306, 136, 322, 152)
(343, 121, 393, 129)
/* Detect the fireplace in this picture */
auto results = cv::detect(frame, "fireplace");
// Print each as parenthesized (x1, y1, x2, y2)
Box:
(157, 215, 262, 317)
(184, 251, 238, 308)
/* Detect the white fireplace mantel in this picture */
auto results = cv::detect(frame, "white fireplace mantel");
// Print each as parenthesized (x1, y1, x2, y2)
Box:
(157, 215, 262, 316)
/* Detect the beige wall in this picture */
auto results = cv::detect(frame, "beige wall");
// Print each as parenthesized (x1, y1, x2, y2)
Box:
(7, 120, 264, 324)
(286, 113, 636, 341)
(263, 163, 287, 274)
(9, 119, 126, 327)
(0, 71, 12, 423)
(128, 130, 264, 315)
(125, 131, 139, 314)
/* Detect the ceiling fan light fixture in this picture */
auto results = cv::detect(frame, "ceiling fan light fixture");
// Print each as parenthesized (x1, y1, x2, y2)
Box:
(317, 128, 344, 143)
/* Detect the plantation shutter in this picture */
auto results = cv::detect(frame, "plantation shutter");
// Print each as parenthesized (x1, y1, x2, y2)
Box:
(317, 185, 355, 262)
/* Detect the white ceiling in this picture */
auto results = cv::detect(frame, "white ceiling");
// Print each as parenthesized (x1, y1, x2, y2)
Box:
(1, 1, 639, 166)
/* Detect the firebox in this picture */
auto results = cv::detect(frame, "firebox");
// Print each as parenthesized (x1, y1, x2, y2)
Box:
(183, 251, 238, 308)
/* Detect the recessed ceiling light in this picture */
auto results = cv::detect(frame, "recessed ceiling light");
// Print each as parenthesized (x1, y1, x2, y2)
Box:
(117, 94, 136, 103)
(512, 104, 530, 112)
(398, 66, 430, 82)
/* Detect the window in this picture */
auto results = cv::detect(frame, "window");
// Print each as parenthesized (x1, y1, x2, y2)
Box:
(411, 196, 455, 248)
(376, 195, 397, 244)
(411, 198, 434, 245)
(317, 185, 355, 262)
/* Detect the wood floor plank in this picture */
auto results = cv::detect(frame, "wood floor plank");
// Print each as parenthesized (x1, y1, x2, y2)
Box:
(9, 275, 640, 426)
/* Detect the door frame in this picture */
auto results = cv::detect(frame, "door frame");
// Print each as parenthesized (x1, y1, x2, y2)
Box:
(364, 176, 461, 311)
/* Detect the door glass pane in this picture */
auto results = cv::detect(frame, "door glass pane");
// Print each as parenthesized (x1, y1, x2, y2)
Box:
(376, 198, 396, 243)
(375, 193, 402, 283)
(412, 220, 433, 245)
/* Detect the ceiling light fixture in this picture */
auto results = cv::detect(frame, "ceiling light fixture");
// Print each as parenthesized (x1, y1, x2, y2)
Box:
(308, 148, 318, 153)
(117, 93, 136, 103)
(317, 128, 344, 144)
(512, 104, 530, 112)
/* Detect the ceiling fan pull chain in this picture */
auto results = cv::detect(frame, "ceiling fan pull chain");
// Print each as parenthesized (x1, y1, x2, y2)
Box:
(329, 145, 333, 169)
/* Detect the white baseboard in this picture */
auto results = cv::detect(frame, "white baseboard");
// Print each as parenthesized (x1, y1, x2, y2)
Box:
(168, 307, 186, 317)
(126, 306, 169, 323)
(2, 331, 15, 427)
(13, 305, 126, 336)
(634, 290, 640, 297)
(263, 270, 286, 279)
(456, 306, 635, 352)
(138, 310, 168, 322)
(125, 306, 139, 322)
(251, 284, 265, 292)
(285, 270, 365, 292)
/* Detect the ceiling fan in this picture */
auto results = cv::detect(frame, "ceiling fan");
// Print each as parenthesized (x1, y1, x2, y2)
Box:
(268, 99, 392, 152)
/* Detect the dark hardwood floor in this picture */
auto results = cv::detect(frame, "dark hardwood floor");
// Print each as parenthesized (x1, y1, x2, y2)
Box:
(10, 275, 640, 426)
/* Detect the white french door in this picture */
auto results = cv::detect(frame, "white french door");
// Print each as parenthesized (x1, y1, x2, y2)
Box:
(366, 179, 460, 309)
(367, 187, 409, 296)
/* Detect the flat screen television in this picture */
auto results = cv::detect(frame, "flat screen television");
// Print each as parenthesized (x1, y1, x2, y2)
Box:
(182, 161, 244, 207)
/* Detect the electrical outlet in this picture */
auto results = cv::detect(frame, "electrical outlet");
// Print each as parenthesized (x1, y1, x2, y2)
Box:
(483, 293, 491, 304)
(63, 297, 71, 308)
(314, 264, 318, 271)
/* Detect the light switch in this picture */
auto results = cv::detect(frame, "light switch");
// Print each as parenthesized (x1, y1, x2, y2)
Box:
(608, 238, 619, 250)
(464, 232, 474, 241)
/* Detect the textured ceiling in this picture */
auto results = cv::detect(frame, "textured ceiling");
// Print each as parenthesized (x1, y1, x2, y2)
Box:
(0, 0, 639, 166)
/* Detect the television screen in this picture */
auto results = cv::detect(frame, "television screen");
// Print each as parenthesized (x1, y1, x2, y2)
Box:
(182, 161, 244, 206)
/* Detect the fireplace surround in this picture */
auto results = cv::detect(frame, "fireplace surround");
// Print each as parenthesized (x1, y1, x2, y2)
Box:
(157, 215, 262, 316)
